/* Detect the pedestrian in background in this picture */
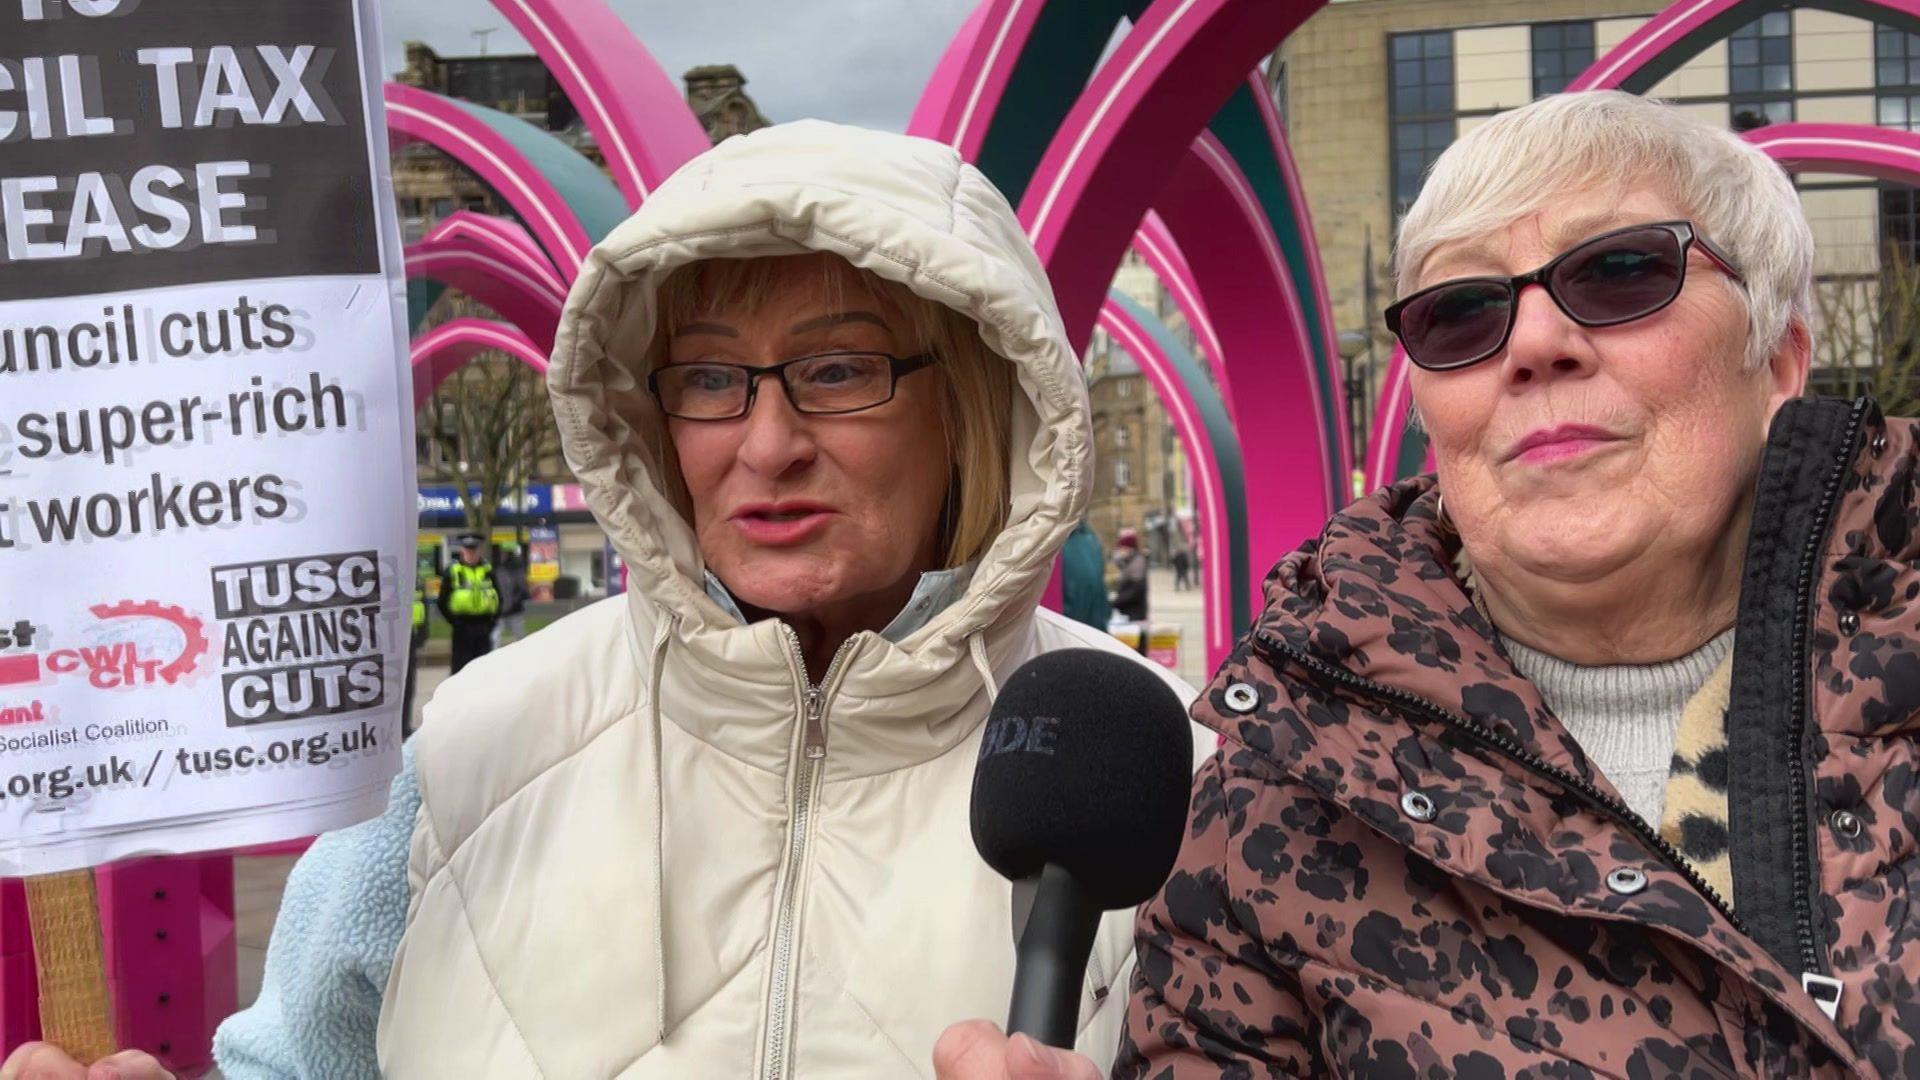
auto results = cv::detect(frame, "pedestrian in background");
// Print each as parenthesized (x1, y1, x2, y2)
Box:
(491, 544, 529, 647)
(437, 534, 499, 675)
(1109, 527, 1149, 621)
(1060, 519, 1112, 629)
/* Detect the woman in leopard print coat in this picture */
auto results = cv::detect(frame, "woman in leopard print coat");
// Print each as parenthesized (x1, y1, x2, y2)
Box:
(938, 91, 1920, 1078)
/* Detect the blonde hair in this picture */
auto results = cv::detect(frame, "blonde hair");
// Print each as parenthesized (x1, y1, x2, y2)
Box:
(1394, 91, 1814, 371)
(641, 254, 1015, 568)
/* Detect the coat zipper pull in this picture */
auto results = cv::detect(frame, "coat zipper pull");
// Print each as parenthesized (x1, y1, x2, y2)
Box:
(803, 686, 826, 761)
(1802, 972, 1843, 1020)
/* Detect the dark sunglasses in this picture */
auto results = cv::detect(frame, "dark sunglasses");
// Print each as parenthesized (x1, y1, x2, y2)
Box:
(648, 350, 934, 421)
(1384, 220, 1745, 372)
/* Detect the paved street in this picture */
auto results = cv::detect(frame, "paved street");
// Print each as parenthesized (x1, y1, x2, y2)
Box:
(229, 569, 1213, 1020)
(1144, 566, 1212, 689)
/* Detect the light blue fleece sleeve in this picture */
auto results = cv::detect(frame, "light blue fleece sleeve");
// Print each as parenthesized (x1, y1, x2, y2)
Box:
(211, 745, 418, 1080)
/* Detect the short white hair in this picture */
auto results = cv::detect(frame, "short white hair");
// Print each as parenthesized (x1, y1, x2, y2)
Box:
(1394, 91, 1813, 371)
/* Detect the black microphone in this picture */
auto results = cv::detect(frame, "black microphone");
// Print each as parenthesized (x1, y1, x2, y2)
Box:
(969, 648, 1193, 1048)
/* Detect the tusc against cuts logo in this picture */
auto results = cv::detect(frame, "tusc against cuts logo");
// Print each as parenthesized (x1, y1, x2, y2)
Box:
(213, 550, 388, 726)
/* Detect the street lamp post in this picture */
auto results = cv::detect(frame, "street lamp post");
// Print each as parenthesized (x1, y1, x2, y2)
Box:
(1337, 329, 1370, 499)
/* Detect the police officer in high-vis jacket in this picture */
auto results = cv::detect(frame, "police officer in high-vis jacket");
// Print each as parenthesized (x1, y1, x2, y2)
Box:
(437, 534, 500, 676)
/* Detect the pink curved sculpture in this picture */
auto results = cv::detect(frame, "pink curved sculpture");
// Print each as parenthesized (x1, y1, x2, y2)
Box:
(1570, 0, 1920, 93)
(1019, 0, 1326, 340)
(491, 0, 708, 205)
(1132, 211, 1233, 418)
(1566, 1, 1735, 91)
(906, 0, 997, 143)
(1744, 121, 1920, 181)
(385, 83, 595, 273)
(424, 211, 566, 295)
(411, 317, 552, 404)
(1155, 132, 1338, 578)
(1252, 75, 1350, 469)
(1099, 299, 1236, 670)
(403, 248, 564, 351)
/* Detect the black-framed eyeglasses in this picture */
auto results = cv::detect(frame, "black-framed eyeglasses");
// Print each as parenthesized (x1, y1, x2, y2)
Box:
(647, 350, 935, 421)
(1384, 220, 1746, 372)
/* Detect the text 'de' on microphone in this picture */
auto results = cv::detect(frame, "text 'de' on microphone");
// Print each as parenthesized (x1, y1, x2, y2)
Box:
(969, 648, 1192, 1049)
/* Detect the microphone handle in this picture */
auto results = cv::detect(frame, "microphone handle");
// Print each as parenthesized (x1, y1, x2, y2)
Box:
(1006, 862, 1104, 1048)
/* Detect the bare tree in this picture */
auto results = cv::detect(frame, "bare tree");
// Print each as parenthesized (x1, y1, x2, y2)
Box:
(424, 356, 556, 538)
(1812, 250, 1920, 417)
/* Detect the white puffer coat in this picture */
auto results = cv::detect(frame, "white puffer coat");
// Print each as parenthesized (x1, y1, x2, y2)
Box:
(376, 120, 1203, 1079)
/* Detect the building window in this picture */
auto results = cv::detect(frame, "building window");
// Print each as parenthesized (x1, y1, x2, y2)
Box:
(1392, 119, 1455, 217)
(1118, 379, 1134, 398)
(1114, 459, 1131, 491)
(1879, 94, 1920, 130)
(1389, 31, 1455, 216)
(1728, 13, 1793, 132)
(1732, 99, 1793, 131)
(1531, 22, 1595, 98)
(1391, 31, 1453, 116)
(1114, 426, 1130, 448)
(1876, 26, 1920, 132)
(1878, 26, 1920, 88)
(1875, 27, 1920, 268)
(1883, 185, 1920, 265)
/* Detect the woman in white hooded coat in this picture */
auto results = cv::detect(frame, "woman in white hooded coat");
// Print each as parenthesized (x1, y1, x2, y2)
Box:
(106, 119, 1208, 1080)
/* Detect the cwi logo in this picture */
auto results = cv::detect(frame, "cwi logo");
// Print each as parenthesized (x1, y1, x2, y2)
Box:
(0, 602, 209, 691)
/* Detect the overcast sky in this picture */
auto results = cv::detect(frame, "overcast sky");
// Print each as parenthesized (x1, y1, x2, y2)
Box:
(377, 0, 980, 132)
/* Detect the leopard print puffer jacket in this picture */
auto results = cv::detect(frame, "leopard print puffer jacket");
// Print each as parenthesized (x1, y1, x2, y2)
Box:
(1119, 397, 1920, 1078)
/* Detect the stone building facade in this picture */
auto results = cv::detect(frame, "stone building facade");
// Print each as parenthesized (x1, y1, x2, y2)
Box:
(684, 65, 772, 141)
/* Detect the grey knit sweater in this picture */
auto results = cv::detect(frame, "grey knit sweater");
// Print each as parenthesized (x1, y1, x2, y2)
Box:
(1501, 629, 1736, 826)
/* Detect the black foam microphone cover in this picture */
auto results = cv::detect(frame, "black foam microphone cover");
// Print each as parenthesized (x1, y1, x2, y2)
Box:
(970, 648, 1194, 1046)
(970, 647, 1193, 911)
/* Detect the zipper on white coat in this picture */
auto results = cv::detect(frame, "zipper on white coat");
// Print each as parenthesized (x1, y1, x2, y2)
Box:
(762, 628, 853, 1080)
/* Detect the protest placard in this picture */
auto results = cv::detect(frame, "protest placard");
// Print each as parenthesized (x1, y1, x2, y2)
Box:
(0, 0, 411, 877)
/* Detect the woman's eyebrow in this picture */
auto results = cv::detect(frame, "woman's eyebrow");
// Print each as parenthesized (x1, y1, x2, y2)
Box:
(789, 311, 889, 334)
(674, 321, 739, 338)
(1547, 211, 1628, 249)
(1422, 242, 1503, 281)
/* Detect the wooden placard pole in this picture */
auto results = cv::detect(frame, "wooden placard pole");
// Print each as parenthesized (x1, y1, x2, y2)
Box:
(22, 870, 116, 1063)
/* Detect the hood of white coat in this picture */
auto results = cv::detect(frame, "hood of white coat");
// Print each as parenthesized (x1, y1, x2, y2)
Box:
(546, 119, 1091, 659)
